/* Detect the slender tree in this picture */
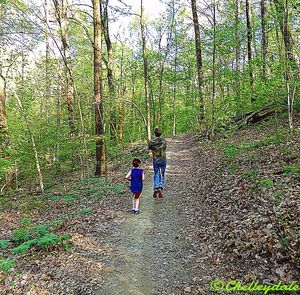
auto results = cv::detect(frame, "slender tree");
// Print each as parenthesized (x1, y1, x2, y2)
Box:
(0, 72, 7, 146)
(191, 0, 205, 123)
(93, 0, 106, 176)
(246, 0, 254, 101)
(14, 91, 44, 193)
(260, 0, 268, 80)
(235, 0, 241, 98)
(53, 0, 76, 135)
(140, 0, 151, 142)
(101, 0, 117, 141)
(211, 0, 216, 137)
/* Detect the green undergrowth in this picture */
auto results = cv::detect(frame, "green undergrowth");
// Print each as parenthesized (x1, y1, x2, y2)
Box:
(221, 128, 289, 161)
(0, 218, 71, 274)
(12, 222, 71, 254)
(215, 117, 300, 264)
(218, 120, 299, 194)
(0, 258, 15, 273)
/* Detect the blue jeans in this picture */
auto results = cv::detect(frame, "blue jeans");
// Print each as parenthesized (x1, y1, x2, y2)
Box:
(153, 160, 167, 189)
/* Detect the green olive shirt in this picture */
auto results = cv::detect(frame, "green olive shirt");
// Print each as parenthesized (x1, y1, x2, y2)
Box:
(148, 138, 167, 161)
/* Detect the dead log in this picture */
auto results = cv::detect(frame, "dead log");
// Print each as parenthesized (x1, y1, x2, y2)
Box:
(233, 103, 278, 128)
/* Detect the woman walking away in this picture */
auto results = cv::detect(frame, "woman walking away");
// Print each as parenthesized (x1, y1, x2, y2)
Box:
(125, 158, 145, 214)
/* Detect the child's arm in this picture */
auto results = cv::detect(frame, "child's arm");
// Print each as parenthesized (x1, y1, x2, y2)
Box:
(142, 171, 145, 181)
(125, 170, 131, 181)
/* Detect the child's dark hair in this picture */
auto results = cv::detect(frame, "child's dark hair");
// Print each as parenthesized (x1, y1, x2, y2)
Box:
(132, 158, 141, 167)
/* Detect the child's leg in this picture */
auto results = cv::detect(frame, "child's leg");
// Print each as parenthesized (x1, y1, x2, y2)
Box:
(135, 197, 140, 210)
(132, 195, 136, 210)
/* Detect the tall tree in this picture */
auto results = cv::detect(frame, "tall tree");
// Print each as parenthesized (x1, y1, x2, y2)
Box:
(101, 0, 117, 141)
(191, 0, 205, 123)
(211, 0, 216, 137)
(246, 0, 254, 101)
(260, 0, 268, 80)
(93, 0, 106, 176)
(140, 0, 151, 142)
(235, 0, 241, 98)
(273, 0, 298, 69)
(53, 0, 76, 135)
(0, 72, 7, 146)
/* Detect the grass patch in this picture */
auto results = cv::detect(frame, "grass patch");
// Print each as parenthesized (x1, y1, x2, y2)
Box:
(228, 163, 238, 172)
(273, 191, 284, 198)
(283, 165, 300, 174)
(242, 169, 258, 180)
(71, 208, 94, 217)
(259, 178, 273, 187)
(261, 129, 287, 145)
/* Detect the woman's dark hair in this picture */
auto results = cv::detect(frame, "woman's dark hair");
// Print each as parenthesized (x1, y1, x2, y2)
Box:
(132, 158, 141, 167)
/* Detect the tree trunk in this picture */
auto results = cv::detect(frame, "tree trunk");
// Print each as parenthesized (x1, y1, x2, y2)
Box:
(14, 92, 44, 193)
(44, 0, 50, 124)
(119, 46, 125, 146)
(93, 0, 106, 176)
(235, 0, 241, 99)
(274, 0, 298, 76)
(157, 0, 175, 129)
(101, 0, 117, 141)
(53, 0, 76, 135)
(172, 41, 178, 136)
(246, 0, 254, 101)
(260, 0, 268, 80)
(140, 0, 151, 142)
(211, 0, 216, 138)
(191, 0, 205, 123)
(0, 73, 7, 148)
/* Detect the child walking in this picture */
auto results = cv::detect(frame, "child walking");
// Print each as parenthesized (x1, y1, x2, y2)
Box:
(125, 158, 145, 214)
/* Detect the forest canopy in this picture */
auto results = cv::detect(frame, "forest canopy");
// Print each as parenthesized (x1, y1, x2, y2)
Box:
(0, 0, 299, 192)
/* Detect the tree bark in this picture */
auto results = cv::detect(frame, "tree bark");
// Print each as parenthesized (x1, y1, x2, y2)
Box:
(53, 0, 76, 135)
(211, 0, 216, 138)
(274, 0, 298, 72)
(93, 0, 106, 176)
(235, 0, 241, 99)
(101, 0, 117, 141)
(0, 73, 7, 147)
(14, 92, 44, 193)
(44, 0, 50, 124)
(191, 0, 205, 123)
(246, 0, 254, 101)
(260, 0, 268, 80)
(140, 0, 151, 143)
(172, 40, 178, 136)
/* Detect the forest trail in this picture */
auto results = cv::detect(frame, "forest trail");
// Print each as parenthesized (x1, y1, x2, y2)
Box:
(99, 136, 195, 294)
(1, 122, 298, 294)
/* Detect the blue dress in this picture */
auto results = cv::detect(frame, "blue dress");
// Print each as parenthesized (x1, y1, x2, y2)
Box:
(130, 168, 143, 193)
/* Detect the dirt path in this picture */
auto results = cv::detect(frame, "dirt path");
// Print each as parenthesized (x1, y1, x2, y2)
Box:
(1, 123, 298, 294)
(99, 136, 196, 294)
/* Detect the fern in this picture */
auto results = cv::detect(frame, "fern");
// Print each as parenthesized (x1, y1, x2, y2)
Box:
(37, 233, 61, 249)
(12, 239, 36, 255)
(0, 259, 15, 273)
(31, 225, 49, 238)
(0, 239, 10, 249)
(12, 228, 31, 244)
